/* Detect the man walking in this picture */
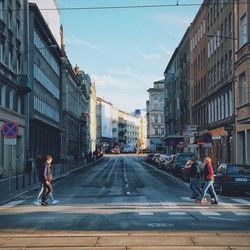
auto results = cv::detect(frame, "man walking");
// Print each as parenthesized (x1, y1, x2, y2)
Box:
(41, 155, 53, 206)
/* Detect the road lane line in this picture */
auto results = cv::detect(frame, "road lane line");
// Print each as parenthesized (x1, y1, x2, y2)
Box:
(200, 210, 221, 216)
(208, 216, 237, 221)
(169, 212, 187, 215)
(1, 200, 25, 208)
(139, 212, 154, 215)
(231, 199, 250, 205)
(234, 212, 250, 216)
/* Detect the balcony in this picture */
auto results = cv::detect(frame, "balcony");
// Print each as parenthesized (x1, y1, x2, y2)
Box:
(17, 75, 32, 94)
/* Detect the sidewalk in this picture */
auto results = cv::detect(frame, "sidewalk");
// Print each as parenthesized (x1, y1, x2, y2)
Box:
(0, 157, 104, 205)
(0, 231, 249, 249)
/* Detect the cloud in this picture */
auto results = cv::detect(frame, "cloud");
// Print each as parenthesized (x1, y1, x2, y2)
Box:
(138, 52, 162, 62)
(65, 36, 99, 50)
(153, 13, 193, 28)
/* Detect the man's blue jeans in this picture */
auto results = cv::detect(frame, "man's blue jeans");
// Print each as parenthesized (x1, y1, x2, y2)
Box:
(190, 177, 202, 198)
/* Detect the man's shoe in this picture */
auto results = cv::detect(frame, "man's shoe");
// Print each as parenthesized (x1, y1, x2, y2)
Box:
(41, 201, 48, 206)
(211, 200, 219, 205)
(51, 200, 59, 204)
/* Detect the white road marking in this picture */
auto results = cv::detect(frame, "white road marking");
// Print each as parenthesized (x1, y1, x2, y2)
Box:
(234, 212, 250, 216)
(1, 200, 25, 208)
(200, 210, 220, 216)
(231, 199, 250, 206)
(169, 212, 187, 215)
(139, 212, 154, 215)
(209, 216, 237, 222)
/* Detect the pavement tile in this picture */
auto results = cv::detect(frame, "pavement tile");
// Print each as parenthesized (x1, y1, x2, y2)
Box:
(127, 247, 229, 250)
(97, 236, 193, 246)
(192, 236, 250, 246)
(0, 248, 125, 250)
(0, 236, 98, 247)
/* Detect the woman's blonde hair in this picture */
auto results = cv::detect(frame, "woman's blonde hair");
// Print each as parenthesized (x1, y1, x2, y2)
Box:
(204, 157, 212, 165)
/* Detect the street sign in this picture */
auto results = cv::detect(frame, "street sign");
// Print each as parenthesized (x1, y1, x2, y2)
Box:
(2, 121, 19, 138)
(4, 138, 17, 145)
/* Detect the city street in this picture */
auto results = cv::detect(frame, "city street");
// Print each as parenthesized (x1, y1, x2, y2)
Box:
(1, 155, 250, 249)
(0, 155, 250, 232)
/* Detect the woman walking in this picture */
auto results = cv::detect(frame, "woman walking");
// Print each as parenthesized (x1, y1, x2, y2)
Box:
(197, 157, 218, 205)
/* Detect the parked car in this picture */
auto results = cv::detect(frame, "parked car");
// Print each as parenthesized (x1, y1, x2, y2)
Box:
(145, 153, 155, 163)
(214, 163, 250, 195)
(158, 155, 171, 169)
(163, 154, 176, 172)
(152, 153, 161, 164)
(173, 152, 195, 177)
(111, 147, 120, 154)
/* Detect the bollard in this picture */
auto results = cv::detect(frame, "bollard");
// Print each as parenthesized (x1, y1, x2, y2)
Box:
(29, 171, 31, 185)
(16, 170, 18, 190)
(22, 172, 25, 188)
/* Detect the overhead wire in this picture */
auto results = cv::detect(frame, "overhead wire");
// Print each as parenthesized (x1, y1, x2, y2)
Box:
(2, 1, 250, 12)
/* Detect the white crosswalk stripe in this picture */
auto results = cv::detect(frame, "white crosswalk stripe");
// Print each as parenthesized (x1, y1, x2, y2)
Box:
(1, 200, 25, 208)
(231, 199, 250, 206)
(200, 210, 221, 216)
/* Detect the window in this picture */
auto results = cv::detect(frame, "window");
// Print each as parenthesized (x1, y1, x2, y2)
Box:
(17, 20, 20, 38)
(239, 72, 247, 106)
(229, 50, 232, 72)
(225, 54, 228, 76)
(240, 14, 247, 47)
(224, 18, 228, 37)
(0, 0, 3, 20)
(161, 127, 164, 135)
(5, 86, 10, 109)
(221, 95, 225, 119)
(154, 115, 158, 123)
(8, 8, 12, 29)
(0, 84, 2, 105)
(228, 13, 232, 34)
(13, 90, 18, 112)
(154, 127, 159, 136)
(0, 39, 4, 63)
(221, 24, 224, 43)
(225, 92, 229, 117)
(8, 47, 13, 69)
(16, 55, 21, 74)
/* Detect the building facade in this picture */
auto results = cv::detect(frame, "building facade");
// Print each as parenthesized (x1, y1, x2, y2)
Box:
(28, 3, 62, 163)
(0, 0, 30, 177)
(189, 3, 208, 159)
(89, 81, 97, 153)
(61, 53, 88, 162)
(206, 0, 235, 166)
(147, 80, 165, 152)
(234, 0, 250, 164)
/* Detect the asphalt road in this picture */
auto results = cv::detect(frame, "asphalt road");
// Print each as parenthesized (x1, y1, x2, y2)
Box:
(0, 155, 250, 232)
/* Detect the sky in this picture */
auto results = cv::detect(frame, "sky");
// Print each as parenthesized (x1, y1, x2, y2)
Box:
(56, 0, 203, 112)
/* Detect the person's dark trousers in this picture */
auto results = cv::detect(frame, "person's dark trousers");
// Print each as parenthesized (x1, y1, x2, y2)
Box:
(41, 181, 52, 204)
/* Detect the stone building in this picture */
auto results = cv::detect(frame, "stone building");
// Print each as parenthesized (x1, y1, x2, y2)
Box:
(28, 3, 62, 163)
(189, 2, 208, 159)
(61, 41, 88, 162)
(147, 80, 165, 152)
(234, 0, 250, 164)
(0, 0, 30, 177)
(206, 0, 235, 166)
